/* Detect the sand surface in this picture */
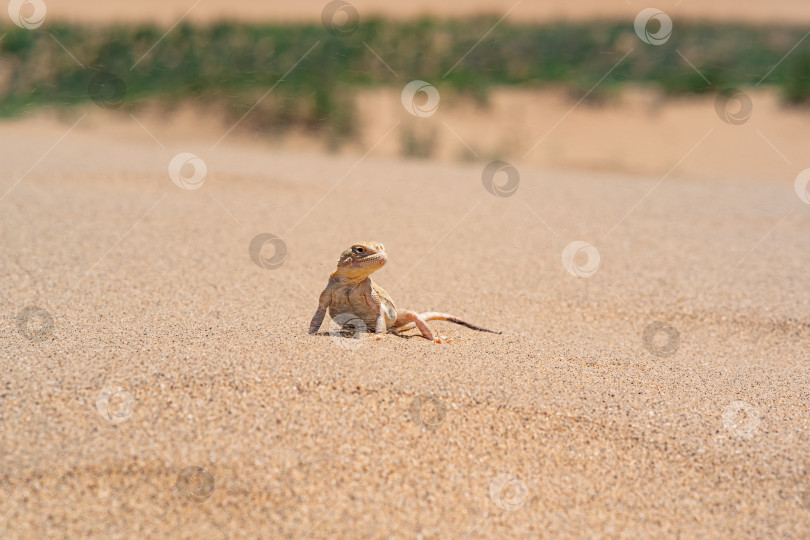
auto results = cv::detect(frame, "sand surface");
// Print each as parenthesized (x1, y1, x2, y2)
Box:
(35, 0, 810, 25)
(259, 87, 809, 182)
(1, 103, 810, 538)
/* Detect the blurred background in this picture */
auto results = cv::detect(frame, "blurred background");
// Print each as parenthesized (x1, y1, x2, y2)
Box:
(2, 0, 810, 180)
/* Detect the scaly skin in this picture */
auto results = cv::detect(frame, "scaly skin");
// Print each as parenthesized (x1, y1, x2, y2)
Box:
(308, 242, 501, 343)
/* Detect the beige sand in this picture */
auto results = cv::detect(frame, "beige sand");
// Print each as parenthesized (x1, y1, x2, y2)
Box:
(37, 0, 810, 25)
(274, 87, 809, 182)
(62, 87, 807, 182)
(1, 98, 810, 538)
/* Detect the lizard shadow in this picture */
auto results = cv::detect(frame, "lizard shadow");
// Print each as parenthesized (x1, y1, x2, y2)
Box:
(308, 330, 421, 340)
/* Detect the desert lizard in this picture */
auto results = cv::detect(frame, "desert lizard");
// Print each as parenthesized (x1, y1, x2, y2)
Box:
(308, 242, 501, 343)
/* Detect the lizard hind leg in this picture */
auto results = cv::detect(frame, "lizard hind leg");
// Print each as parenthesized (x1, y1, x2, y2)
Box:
(392, 310, 453, 343)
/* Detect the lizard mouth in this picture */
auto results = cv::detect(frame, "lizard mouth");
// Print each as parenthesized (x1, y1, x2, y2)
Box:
(352, 253, 387, 266)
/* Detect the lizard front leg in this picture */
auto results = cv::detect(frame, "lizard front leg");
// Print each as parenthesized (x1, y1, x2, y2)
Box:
(363, 287, 387, 335)
(308, 286, 332, 334)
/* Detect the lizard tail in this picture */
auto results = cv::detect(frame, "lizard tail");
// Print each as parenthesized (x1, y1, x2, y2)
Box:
(418, 312, 502, 334)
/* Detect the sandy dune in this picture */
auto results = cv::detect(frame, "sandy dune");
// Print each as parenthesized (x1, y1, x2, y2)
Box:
(48, 87, 807, 183)
(285, 87, 808, 183)
(2, 106, 810, 537)
(37, 0, 810, 25)
(4, 1, 810, 537)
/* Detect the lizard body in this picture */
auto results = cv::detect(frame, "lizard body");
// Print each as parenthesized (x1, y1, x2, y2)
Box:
(308, 242, 500, 343)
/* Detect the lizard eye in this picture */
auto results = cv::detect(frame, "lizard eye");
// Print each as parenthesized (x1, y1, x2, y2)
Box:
(355, 246, 364, 253)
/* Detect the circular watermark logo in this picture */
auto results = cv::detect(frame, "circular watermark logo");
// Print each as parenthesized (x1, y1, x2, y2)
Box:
(327, 312, 368, 351)
(721, 401, 760, 438)
(8, 0, 46, 29)
(489, 473, 529, 511)
(16, 305, 54, 342)
(794, 169, 810, 205)
(715, 89, 753, 126)
(88, 72, 127, 110)
(248, 233, 287, 270)
(634, 8, 672, 46)
(561, 241, 600, 278)
(95, 386, 135, 424)
(641, 321, 680, 358)
(481, 160, 520, 198)
(401, 80, 440, 118)
(175, 466, 215, 502)
(321, 0, 359, 37)
(409, 395, 447, 431)
(168, 152, 207, 190)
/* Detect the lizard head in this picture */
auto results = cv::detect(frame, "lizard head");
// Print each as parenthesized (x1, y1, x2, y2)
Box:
(333, 242, 387, 280)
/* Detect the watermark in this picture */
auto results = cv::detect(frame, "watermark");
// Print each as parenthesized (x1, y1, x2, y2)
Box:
(168, 152, 207, 190)
(409, 395, 447, 431)
(634, 8, 672, 46)
(248, 233, 287, 270)
(641, 321, 680, 358)
(714, 89, 753, 125)
(321, 0, 359, 37)
(8, 0, 46, 30)
(489, 473, 529, 511)
(795, 169, 810, 205)
(561, 241, 600, 278)
(481, 160, 520, 198)
(175, 466, 215, 502)
(16, 305, 54, 342)
(721, 400, 760, 438)
(95, 386, 135, 424)
(720, 320, 777, 346)
(88, 72, 127, 110)
(327, 312, 367, 352)
(799, 489, 810, 512)
(401, 80, 440, 118)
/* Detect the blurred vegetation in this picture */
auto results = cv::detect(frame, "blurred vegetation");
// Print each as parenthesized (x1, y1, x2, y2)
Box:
(1, 18, 810, 138)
